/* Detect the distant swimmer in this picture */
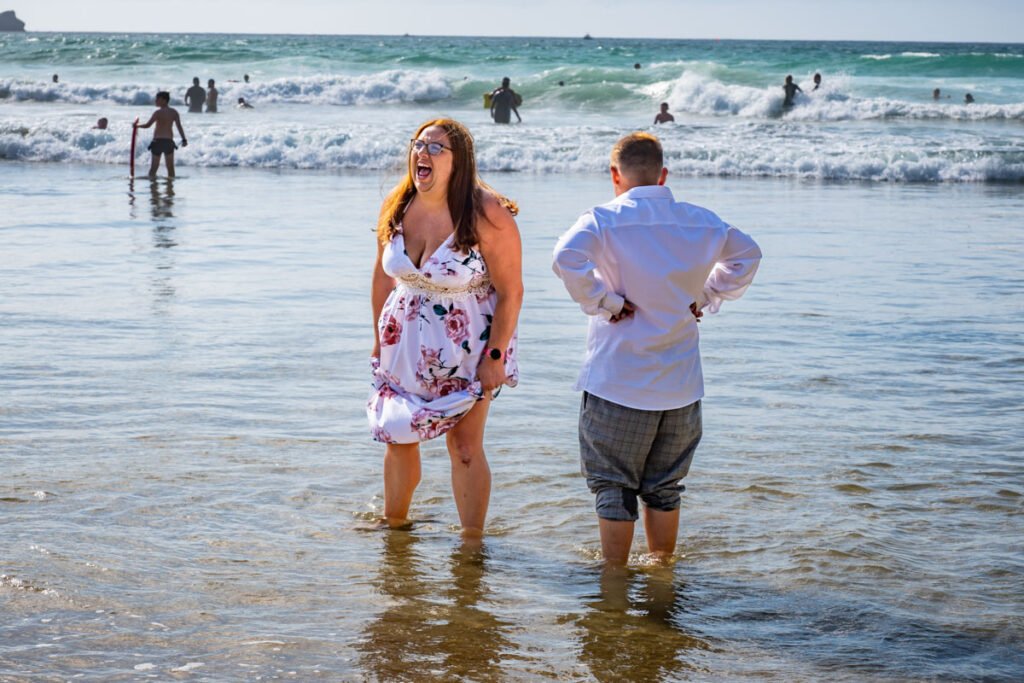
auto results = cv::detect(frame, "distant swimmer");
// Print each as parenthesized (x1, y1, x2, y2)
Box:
(244, 73, 250, 83)
(782, 74, 802, 108)
(490, 77, 522, 124)
(813, 73, 822, 91)
(52, 74, 59, 84)
(206, 79, 218, 113)
(184, 77, 206, 113)
(237, 97, 254, 109)
(93, 117, 108, 130)
(653, 102, 674, 124)
(134, 91, 188, 178)
(933, 87, 941, 100)
(964, 93, 975, 104)
(634, 62, 641, 70)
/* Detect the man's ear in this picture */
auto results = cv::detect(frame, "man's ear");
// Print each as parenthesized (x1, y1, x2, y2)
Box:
(610, 165, 621, 185)
(658, 167, 669, 186)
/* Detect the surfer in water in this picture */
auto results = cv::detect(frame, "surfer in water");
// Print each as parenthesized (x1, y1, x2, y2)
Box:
(489, 77, 521, 124)
(184, 77, 206, 113)
(782, 74, 802, 108)
(134, 91, 188, 178)
(206, 79, 219, 113)
(653, 102, 674, 124)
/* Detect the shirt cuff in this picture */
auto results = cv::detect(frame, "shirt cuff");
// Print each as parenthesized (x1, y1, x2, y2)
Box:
(599, 292, 625, 318)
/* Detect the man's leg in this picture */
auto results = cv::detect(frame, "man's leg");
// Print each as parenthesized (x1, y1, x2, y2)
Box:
(642, 507, 680, 560)
(148, 153, 160, 177)
(383, 442, 421, 528)
(165, 151, 175, 178)
(579, 392, 658, 565)
(598, 518, 635, 567)
(639, 400, 701, 561)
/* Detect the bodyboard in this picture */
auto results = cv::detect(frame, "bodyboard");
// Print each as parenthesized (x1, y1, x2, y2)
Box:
(130, 117, 139, 177)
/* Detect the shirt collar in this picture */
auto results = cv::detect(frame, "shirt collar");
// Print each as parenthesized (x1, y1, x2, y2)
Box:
(618, 185, 675, 202)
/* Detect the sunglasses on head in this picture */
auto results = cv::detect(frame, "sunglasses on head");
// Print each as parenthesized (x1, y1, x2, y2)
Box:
(410, 139, 450, 156)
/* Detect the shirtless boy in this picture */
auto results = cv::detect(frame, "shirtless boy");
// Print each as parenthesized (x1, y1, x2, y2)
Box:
(135, 91, 188, 177)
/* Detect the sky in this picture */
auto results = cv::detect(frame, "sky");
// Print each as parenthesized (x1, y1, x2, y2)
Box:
(12, 0, 1024, 43)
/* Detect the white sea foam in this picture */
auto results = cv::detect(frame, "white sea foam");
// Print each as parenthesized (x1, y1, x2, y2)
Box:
(0, 71, 453, 107)
(662, 72, 1024, 122)
(3, 116, 1021, 183)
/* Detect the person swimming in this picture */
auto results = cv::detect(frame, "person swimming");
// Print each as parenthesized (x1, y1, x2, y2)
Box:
(782, 75, 802, 108)
(653, 102, 674, 124)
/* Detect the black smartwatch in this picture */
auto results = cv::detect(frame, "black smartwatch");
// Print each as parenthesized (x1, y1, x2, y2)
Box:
(486, 347, 503, 361)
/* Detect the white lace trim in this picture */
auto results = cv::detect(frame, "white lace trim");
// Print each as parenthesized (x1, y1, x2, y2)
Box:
(396, 273, 492, 301)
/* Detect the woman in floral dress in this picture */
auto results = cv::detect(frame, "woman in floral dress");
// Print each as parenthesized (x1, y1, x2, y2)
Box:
(369, 118, 522, 536)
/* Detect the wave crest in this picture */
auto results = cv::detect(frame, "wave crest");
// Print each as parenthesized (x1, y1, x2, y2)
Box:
(3, 119, 1022, 183)
(0, 71, 453, 107)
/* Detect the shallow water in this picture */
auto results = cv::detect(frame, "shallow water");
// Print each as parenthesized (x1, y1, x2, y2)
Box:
(1, 164, 1023, 681)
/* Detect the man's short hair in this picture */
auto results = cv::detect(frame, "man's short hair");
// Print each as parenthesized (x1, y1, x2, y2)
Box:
(611, 132, 663, 185)
(156, 91, 170, 103)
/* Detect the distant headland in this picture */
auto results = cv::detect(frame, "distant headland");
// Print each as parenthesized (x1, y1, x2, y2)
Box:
(0, 10, 25, 31)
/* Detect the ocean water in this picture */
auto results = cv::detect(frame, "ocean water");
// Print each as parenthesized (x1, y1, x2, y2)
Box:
(2, 33, 1024, 683)
(1, 34, 1023, 181)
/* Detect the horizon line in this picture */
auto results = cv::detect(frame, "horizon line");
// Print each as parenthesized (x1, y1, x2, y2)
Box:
(9, 29, 1024, 46)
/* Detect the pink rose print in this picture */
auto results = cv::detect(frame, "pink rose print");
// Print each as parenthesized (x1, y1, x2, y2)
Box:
(405, 294, 423, 321)
(433, 376, 470, 397)
(416, 346, 443, 385)
(475, 282, 495, 304)
(411, 408, 462, 441)
(443, 307, 470, 345)
(371, 426, 393, 443)
(380, 314, 402, 346)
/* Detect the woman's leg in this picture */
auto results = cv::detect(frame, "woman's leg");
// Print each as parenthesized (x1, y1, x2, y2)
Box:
(383, 442, 421, 527)
(445, 397, 492, 536)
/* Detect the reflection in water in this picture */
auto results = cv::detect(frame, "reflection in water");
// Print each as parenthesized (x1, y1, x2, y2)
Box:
(578, 567, 711, 682)
(358, 533, 513, 682)
(128, 177, 177, 227)
(128, 178, 178, 311)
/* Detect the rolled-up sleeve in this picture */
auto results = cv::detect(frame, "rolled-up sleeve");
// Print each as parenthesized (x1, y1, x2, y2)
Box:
(552, 215, 624, 320)
(702, 225, 762, 314)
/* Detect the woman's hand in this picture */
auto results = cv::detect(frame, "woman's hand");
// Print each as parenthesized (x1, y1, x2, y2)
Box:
(477, 356, 507, 393)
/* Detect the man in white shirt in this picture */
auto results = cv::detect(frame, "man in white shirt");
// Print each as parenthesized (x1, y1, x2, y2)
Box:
(552, 132, 761, 566)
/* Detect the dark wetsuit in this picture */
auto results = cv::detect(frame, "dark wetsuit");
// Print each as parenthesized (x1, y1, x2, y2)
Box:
(185, 85, 206, 113)
(490, 88, 516, 124)
(783, 82, 802, 108)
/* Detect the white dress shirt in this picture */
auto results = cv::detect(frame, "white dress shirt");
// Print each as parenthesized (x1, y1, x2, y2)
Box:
(552, 185, 761, 410)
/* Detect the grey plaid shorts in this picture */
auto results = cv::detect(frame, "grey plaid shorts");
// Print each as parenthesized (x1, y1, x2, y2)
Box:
(579, 392, 702, 522)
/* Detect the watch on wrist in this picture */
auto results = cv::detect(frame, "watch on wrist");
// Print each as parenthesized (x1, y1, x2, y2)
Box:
(486, 347, 503, 361)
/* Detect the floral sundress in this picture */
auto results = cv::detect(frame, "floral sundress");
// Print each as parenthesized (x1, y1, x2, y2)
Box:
(367, 227, 519, 444)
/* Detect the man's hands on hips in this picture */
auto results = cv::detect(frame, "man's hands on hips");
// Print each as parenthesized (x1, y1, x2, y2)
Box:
(690, 301, 703, 323)
(609, 299, 636, 323)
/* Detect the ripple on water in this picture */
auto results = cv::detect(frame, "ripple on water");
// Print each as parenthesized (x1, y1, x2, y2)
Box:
(833, 484, 872, 495)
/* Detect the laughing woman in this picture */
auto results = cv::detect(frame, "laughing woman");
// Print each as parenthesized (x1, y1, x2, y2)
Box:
(368, 119, 522, 537)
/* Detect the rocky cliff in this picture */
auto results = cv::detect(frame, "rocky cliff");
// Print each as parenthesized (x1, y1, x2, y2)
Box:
(0, 10, 25, 31)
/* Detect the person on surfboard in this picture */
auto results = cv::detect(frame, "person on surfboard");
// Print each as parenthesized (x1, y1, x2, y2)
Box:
(134, 91, 188, 178)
